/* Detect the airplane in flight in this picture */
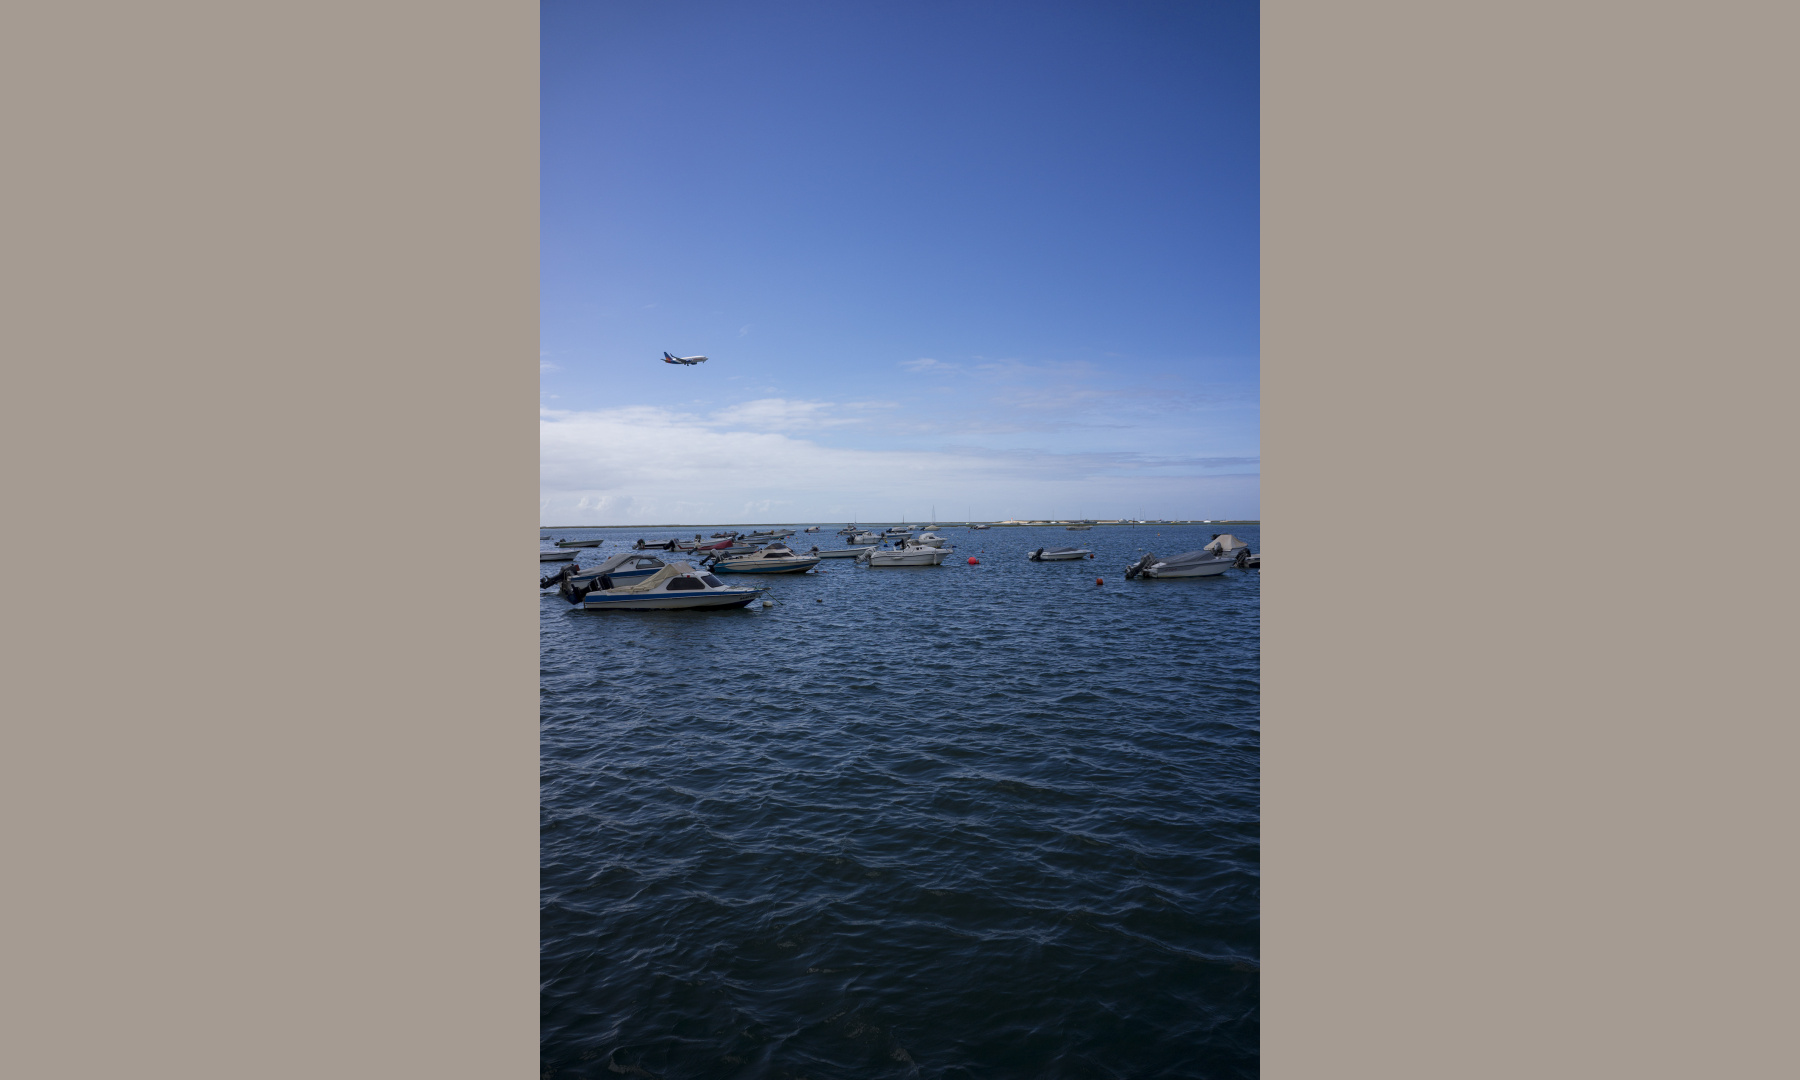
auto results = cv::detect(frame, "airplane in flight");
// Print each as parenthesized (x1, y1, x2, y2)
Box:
(662, 352, 708, 366)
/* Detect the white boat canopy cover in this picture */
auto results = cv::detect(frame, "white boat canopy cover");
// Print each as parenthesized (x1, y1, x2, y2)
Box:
(741, 544, 797, 558)
(1202, 534, 1251, 554)
(600, 561, 709, 594)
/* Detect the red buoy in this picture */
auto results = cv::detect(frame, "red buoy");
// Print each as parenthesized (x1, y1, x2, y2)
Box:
(967, 557, 979, 564)
(1095, 577, 1104, 585)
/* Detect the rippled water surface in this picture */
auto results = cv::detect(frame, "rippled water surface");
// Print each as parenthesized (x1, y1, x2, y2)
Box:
(542, 525, 1259, 1079)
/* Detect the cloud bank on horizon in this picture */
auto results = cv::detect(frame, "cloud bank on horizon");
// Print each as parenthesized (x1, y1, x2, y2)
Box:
(541, 2, 1259, 526)
(540, 372, 1260, 524)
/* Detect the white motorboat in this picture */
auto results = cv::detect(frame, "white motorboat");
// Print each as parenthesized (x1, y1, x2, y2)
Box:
(1124, 549, 1244, 579)
(558, 562, 762, 611)
(970, 523, 991, 530)
(707, 543, 821, 574)
(803, 526, 820, 532)
(1026, 546, 1093, 561)
(850, 531, 882, 544)
(553, 537, 605, 548)
(808, 544, 876, 559)
(911, 532, 949, 548)
(540, 549, 578, 562)
(859, 544, 950, 566)
(1065, 525, 1092, 531)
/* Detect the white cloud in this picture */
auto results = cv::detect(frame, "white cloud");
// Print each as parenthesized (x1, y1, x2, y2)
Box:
(704, 398, 853, 432)
(540, 405, 1259, 524)
(901, 357, 957, 373)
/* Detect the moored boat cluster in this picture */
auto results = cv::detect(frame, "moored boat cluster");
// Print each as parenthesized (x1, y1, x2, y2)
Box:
(541, 525, 1258, 612)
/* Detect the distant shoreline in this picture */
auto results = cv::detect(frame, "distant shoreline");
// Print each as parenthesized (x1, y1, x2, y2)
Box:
(541, 521, 1260, 529)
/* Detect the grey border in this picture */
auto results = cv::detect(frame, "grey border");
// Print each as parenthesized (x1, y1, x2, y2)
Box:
(1264, 1, 1797, 1076)
(5, 2, 539, 1075)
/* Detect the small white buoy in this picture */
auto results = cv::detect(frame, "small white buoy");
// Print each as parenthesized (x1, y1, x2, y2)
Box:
(761, 600, 774, 608)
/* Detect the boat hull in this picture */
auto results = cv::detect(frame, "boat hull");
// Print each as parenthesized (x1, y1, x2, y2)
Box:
(1028, 550, 1091, 561)
(540, 550, 578, 562)
(815, 547, 875, 558)
(1143, 562, 1233, 578)
(710, 558, 821, 574)
(572, 591, 759, 610)
(864, 551, 949, 566)
(553, 538, 604, 547)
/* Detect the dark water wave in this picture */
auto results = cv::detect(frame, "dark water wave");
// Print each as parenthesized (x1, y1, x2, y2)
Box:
(543, 525, 1259, 1079)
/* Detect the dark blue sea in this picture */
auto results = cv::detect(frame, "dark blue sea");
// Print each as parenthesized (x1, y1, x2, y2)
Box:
(541, 524, 1260, 1080)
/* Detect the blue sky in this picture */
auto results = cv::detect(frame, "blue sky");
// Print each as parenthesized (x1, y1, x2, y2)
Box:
(541, 0, 1259, 524)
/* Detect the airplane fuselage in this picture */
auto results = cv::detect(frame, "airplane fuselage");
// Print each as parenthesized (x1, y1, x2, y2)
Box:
(662, 352, 708, 365)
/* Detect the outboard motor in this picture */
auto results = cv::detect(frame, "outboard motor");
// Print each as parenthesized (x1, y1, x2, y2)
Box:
(539, 563, 577, 589)
(1125, 553, 1156, 580)
(1029, 547, 1044, 562)
(1234, 548, 1250, 568)
(558, 578, 593, 606)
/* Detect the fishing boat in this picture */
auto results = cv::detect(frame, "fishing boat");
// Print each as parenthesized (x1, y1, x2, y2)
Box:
(1123, 549, 1245, 579)
(540, 549, 578, 562)
(707, 543, 821, 574)
(553, 537, 604, 548)
(970, 523, 991, 530)
(1026, 546, 1093, 561)
(911, 532, 949, 548)
(860, 543, 950, 567)
(559, 562, 761, 611)
(849, 531, 882, 544)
